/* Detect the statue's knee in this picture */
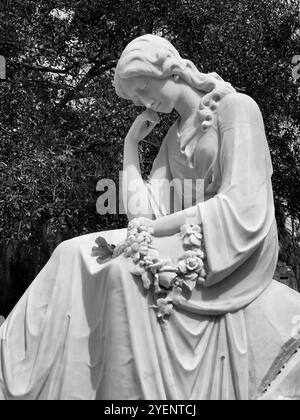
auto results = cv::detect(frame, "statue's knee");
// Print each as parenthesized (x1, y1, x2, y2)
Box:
(53, 237, 81, 258)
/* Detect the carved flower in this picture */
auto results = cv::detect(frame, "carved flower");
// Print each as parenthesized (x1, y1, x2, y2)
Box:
(186, 256, 203, 272)
(123, 217, 155, 266)
(143, 249, 160, 266)
(149, 287, 184, 321)
(179, 251, 203, 272)
(180, 224, 201, 235)
(128, 217, 154, 235)
(131, 241, 139, 252)
(180, 223, 203, 248)
(178, 250, 206, 291)
(151, 298, 174, 320)
(128, 227, 138, 237)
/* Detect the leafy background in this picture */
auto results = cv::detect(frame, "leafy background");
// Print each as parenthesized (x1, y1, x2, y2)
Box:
(0, 0, 300, 315)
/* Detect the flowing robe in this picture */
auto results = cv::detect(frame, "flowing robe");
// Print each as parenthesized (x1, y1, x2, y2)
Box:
(1, 93, 300, 400)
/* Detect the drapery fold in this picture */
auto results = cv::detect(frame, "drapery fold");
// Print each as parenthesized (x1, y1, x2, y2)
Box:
(199, 94, 275, 287)
(1, 93, 300, 400)
(1, 232, 300, 400)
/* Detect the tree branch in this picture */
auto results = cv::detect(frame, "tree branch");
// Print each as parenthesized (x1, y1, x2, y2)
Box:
(56, 59, 116, 110)
(140, 139, 159, 148)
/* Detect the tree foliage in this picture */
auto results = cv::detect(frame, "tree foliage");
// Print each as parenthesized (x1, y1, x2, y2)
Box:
(0, 0, 300, 314)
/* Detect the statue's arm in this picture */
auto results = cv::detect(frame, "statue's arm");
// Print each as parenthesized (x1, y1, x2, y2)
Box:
(196, 93, 275, 286)
(121, 110, 160, 221)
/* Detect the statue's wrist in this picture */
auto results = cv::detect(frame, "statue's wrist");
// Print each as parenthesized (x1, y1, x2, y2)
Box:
(125, 134, 140, 146)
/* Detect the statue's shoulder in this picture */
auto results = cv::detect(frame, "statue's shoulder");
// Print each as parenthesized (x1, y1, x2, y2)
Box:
(217, 92, 262, 125)
(218, 92, 259, 112)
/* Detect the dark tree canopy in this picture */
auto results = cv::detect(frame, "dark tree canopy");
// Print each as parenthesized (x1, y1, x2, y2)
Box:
(0, 0, 300, 314)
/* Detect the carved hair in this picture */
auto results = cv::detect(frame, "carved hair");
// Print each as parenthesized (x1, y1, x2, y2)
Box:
(113, 34, 236, 166)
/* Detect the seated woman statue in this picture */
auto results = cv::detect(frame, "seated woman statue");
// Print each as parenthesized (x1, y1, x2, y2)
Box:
(1, 34, 300, 400)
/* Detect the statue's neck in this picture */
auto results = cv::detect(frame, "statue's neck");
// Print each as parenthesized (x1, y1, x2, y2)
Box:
(173, 83, 205, 123)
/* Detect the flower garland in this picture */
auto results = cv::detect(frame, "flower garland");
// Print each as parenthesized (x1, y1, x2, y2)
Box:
(92, 217, 207, 322)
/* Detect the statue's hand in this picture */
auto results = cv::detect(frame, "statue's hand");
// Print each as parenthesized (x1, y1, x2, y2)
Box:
(126, 109, 160, 144)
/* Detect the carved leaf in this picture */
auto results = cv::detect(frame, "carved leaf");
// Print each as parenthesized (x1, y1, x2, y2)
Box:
(92, 236, 114, 261)
(183, 278, 197, 292)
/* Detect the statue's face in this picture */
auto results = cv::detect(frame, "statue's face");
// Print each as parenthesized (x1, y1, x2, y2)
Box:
(121, 75, 180, 113)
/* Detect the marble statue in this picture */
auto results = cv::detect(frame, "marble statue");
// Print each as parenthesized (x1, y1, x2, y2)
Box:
(0, 34, 300, 400)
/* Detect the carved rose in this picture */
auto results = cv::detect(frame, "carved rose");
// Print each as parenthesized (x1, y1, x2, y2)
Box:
(180, 224, 202, 235)
(178, 250, 206, 291)
(186, 256, 203, 272)
(179, 251, 204, 273)
(180, 224, 203, 248)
